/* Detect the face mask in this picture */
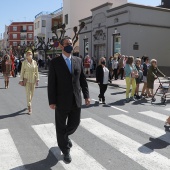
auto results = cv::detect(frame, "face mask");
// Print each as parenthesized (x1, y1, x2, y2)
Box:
(64, 45, 73, 54)
(27, 55, 32, 59)
(101, 61, 106, 65)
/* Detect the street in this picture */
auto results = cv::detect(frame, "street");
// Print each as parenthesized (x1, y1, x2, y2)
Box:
(0, 73, 170, 170)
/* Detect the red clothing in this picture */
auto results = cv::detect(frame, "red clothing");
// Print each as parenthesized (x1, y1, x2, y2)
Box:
(84, 58, 91, 68)
(10, 55, 15, 70)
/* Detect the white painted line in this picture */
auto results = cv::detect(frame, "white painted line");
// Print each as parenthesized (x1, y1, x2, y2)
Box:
(81, 118, 170, 170)
(91, 98, 128, 113)
(45, 82, 48, 84)
(0, 129, 24, 170)
(109, 114, 170, 144)
(138, 111, 168, 122)
(165, 108, 170, 111)
(32, 123, 106, 170)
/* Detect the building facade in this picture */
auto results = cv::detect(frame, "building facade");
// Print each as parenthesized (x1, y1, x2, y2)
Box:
(79, 2, 170, 74)
(34, 8, 63, 42)
(7, 22, 34, 47)
(63, 0, 127, 51)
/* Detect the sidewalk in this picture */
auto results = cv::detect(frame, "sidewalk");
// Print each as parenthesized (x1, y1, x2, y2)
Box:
(86, 77, 164, 91)
(39, 68, 166, 91)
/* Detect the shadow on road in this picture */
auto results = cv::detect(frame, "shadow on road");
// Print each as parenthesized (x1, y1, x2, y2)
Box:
(0, 108, 27, 120)
(82, 101, 99, 108)
(138, 131, 170, 154)
(35, 86, 47, 89)
(11, 147, 61, 170)
(107, 99, 126, 106)
(110, 91, 126, 95)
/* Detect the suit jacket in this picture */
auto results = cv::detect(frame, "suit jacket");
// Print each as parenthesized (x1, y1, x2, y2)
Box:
(20, 59, 39, 83)
(96, 65, 111, 84)
(48, 55, 89, 111)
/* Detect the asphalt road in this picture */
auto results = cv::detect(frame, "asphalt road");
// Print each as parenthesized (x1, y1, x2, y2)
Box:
(0, 73, 170, 170)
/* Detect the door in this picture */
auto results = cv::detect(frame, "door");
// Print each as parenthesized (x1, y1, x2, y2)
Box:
(94, 44, 106, 65)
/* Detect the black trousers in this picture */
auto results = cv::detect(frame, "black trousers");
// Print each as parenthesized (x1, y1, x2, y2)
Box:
(118, 68, 124, 79)
(113, 69, 118, 80)
(98, 84, 108, 101)
(55, 97, 81, 154)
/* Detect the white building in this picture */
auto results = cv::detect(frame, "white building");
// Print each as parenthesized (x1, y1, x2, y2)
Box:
(79, 2, 170, 75)
(63, 0, 127, 37)
(3, 25, 9, 49)
(63, 0, 127, 51)
(34, 12, 53, 43)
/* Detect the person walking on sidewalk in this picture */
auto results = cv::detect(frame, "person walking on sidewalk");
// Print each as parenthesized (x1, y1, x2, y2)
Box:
(118, 54, 125, 80)
(96, 57, 111, 104)
(2, 55, 12, 89)
(141, 56, 150, 97)
(124, 56, 138, 102)
(48, 37, 90, 163)
(19, 51, 39, 114)
(112, 55, 119, 80)
(147, 59, 165, 97)
(108, 56, 114, 79)
(84, 55, 91, 77)
(135, 58, 143, 99)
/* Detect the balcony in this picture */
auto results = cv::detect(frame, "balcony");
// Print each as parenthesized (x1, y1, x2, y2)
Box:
(20, 29, 27, 32)
(20, 36, 27, 40)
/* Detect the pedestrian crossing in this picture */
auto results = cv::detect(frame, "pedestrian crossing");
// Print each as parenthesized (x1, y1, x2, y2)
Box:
(0, 129, 24, 170)
(0, 109, 170, 170)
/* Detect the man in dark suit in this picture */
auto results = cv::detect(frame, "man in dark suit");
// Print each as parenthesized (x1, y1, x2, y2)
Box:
(48, 37, 90, 163)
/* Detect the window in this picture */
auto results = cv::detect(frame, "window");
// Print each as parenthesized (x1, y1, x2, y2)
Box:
(28, 34, 32, 39)
(38, 21, 40, 28)
(23, 25, 27, 31)
(13, 34, 17, 39)
(65, 14, 68, 25)
(13, 42, 17, 46)
(28, 26, 33, 31)
(42, 20, 46, 27)
(13, 26, 17, 31)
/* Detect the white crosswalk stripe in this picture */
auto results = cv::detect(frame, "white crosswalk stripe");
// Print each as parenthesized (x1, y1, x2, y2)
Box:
(165, 108, 170, 111)
(109, 114, 170, 144)
(32, 123, 106, 170)
(1, 109, 170, 170)
(138, 110, 168, 121)
(81, 118, 170, 170)
(0, 129, 24, 170)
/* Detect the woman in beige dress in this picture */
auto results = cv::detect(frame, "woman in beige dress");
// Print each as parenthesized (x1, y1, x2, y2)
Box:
(19, 51, 39, 114)
(2, 55, 12, 89)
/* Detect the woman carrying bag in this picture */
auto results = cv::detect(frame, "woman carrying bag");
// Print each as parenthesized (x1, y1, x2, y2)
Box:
(19, 51, 39, 114)
(124, 56, 138, 102)
(2, 55, 12, 89)
(96, 57, 111, 104)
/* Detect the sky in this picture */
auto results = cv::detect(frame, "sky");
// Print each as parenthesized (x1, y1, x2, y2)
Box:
(0, 0, 161, 37)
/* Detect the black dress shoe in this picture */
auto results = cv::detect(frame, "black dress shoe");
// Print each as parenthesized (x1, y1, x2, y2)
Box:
(63, 153, 72, 163)
(68, 139, 72, 148)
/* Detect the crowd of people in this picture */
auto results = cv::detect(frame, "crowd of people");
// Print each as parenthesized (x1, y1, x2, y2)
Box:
(0, 37, 169, 163)
(0, 51, 39, 114)
(93, 53, 170, 126)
